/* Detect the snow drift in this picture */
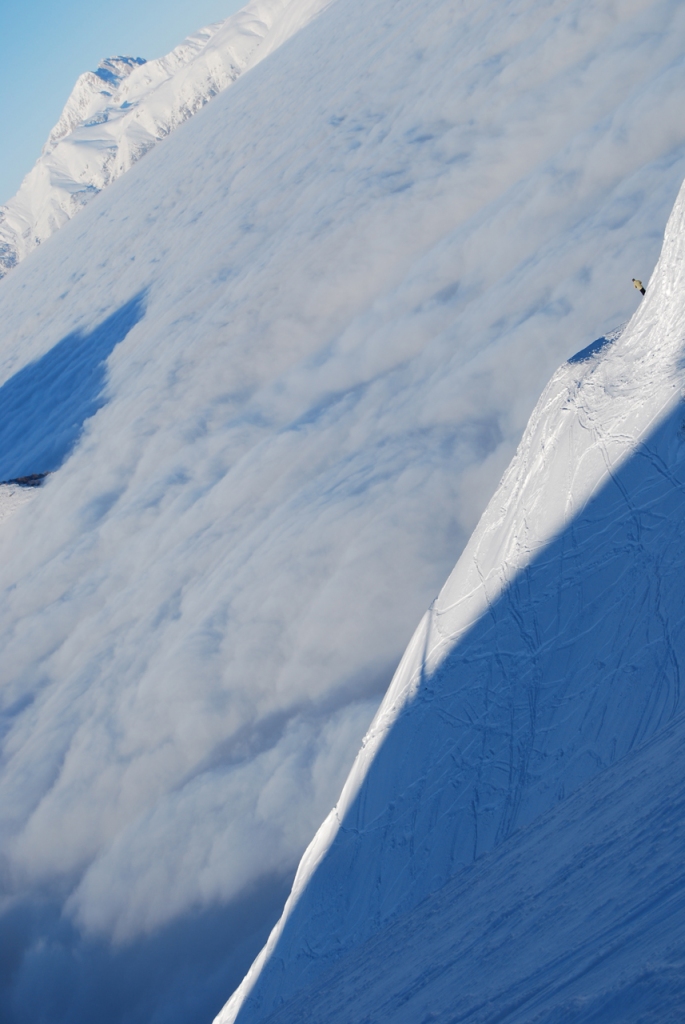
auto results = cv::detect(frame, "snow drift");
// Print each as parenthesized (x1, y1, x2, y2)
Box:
(2, 0, 685, 1021)
(222, 164, 685, 1024)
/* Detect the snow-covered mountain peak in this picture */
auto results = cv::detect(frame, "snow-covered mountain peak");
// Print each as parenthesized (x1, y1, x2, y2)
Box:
(44, 57, 148, 155)
(0, 0, 294, 278)
(94, 56, 148, 86)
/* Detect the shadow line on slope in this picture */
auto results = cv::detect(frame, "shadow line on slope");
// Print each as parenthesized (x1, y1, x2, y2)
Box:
(0, 293, 146, 482)
(262, 704, 685, 1024)
(235, 380, 685, 1022)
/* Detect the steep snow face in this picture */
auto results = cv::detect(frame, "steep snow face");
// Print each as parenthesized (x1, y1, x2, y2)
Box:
(221, 176, 685, 1022)
(2, 0, 685, 1021)
(0, 0, 294, 276)
(249, 705, 685, 1023)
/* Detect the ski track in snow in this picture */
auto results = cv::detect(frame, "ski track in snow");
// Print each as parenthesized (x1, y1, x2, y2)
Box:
(1, 0, 685, 1021)
(259, 706, 685, 1024)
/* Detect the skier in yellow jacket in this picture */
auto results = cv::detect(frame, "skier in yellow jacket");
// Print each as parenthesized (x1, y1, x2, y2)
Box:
(633, 278, 646, 296)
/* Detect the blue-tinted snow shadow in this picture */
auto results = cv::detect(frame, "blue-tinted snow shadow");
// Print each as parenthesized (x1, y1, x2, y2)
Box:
(0, 293, 146, 482)
(0, 872, 293, 1024)
(235, 383, 685, 1021)
(567, 333, 614, 363)
(567, 322, 627, 364)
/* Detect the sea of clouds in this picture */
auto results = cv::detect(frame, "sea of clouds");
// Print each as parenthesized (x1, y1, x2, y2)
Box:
(1, 0, 685, 1020)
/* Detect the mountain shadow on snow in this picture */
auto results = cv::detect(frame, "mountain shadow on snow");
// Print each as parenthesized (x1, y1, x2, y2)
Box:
(0, 293, 146, 482)
(235, 397, 685, 1022)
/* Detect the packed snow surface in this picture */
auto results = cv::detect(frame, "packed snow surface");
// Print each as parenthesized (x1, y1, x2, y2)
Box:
(222, 167, 685, 1024)
(0, 0, 294, 276)
(0, 484, 37, 524)
(1, 0, 685, 1021)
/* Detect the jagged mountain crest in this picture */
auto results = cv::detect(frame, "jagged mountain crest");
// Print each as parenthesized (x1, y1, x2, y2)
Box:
(43, 57, 149, 155)
(0, 0, 291, 278)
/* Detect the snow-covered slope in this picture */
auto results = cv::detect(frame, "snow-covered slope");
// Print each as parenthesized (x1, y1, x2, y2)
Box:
(0, 0, 293, 276)
(2, 0, 685, 1021)
(249, 705, 685, 1023)
(0, 482, 37, 524)
(222, 167, 685, 1024)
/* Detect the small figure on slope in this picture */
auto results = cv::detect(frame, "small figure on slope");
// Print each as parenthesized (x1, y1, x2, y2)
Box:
(633, 278, 646, 296)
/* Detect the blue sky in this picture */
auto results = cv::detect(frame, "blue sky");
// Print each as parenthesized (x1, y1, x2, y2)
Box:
(0, 0, 244, 205)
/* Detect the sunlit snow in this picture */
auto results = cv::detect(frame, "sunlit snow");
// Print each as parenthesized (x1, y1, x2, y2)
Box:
(0, 484, 37, 524)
